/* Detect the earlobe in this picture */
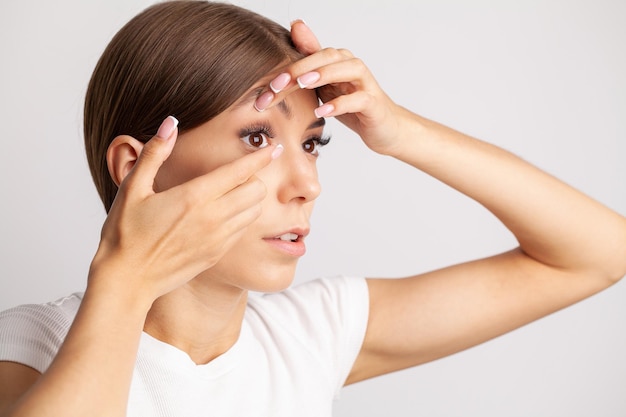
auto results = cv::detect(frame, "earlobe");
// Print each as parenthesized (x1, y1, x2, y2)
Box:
(106, 135, 145, 186)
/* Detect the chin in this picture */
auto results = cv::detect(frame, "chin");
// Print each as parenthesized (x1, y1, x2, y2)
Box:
(245, 262, 298, 293)
(204, 246, 301, 293)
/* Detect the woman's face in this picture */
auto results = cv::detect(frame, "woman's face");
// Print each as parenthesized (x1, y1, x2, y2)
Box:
(155, 80, 327, 292)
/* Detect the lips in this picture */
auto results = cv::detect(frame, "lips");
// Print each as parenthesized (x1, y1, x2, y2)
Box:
(264, 228, 309, 257)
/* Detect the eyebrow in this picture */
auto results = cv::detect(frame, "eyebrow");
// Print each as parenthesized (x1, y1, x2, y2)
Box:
(307, 117, 326, 130)
(234, 86, 326, 130)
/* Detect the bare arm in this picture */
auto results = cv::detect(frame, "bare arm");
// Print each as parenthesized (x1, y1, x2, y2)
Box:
(349, 113, 626, 382)
(0, 363, 40, 415)
(264, 21, 626, 384)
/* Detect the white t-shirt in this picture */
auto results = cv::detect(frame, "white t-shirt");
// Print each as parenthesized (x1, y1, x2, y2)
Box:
(0, 276, 369, 416)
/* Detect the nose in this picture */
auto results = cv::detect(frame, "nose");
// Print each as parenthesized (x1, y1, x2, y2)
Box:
(275, 149, 321, 204)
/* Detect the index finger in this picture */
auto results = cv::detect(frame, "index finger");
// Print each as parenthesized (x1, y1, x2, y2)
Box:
(182, 143, 283, 198)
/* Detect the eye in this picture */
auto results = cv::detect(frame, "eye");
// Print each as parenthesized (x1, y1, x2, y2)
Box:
(302, 138, 320, 156)
(241, 131, 270, 149)
(302, 135, 331, 157)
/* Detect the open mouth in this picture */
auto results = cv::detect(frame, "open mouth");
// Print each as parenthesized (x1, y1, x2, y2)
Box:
(275, 233, 300, 242)
(265, 231, 307, 257)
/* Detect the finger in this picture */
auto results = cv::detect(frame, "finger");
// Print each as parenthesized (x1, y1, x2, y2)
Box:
(185, 179, 267, 272)
(313, 90, 375, 119)
(290, 20, 322, 55)
(182, 205, 261, 277)
(216, 196, 264, 245)
(255, 48, 355, 111)
(209, 175, 268, 221)
(285, 47, 354, 83)
(300, 57, 374, 92)
(123, 116, 179, 193)
(182, 143, 283, 199)
(179, 186, 265, 276)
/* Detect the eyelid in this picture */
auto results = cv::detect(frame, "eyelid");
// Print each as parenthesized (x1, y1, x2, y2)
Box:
(304, 133, 331, 146)
(310, 134, 332, 147)
(238, 121, 276, 138)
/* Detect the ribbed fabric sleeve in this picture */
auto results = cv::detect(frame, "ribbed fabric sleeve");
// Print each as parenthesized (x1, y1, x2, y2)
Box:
(0, 293, 82, 373)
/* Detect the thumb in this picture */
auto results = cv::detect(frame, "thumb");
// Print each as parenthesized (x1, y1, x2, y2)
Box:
(124, 115, 179, 193)
(290, 20, 322, 55)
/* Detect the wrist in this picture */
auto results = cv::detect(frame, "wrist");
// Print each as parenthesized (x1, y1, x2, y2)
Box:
(383, 107, 430, 161)
(86, 255, 155, 318)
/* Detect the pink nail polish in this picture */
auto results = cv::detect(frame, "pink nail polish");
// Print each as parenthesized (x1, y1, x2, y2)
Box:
(254, 91, 274, 112)
(314, 103, 334, 118)
(156, 115, 179, 139)
(270, 73, 291, 93)
(297, 71, 320, 88)
(271, 144, 284, 159)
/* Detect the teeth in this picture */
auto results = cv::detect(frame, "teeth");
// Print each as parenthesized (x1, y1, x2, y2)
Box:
(278, 233, 299, 242)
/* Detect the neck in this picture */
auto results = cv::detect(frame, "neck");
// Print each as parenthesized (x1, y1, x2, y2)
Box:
(143, 279, 248, 365)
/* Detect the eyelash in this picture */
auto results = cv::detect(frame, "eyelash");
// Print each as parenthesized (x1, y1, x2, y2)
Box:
(239, 123, 331, 156)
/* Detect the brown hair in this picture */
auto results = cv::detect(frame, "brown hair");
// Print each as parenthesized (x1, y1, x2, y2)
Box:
(84, 1, 303, 212)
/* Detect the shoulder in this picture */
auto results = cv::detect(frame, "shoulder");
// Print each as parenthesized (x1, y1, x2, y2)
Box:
(246, 276, 369, 327)
(245, 276, 369, 362)
(0, 293, 83, 372)
(0, 292, 83, 330)
(245, 276, 370, 394)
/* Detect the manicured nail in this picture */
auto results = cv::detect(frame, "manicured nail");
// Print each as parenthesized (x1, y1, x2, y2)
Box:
(270, 73, 291, 94)
(254, 91, 274, 112)
(271, 144, 284, 159)
(297, 71, 320, 88)
(290, 18, 308, 27)
(314, 103, 334, 118)
(156, 115, 179, 140)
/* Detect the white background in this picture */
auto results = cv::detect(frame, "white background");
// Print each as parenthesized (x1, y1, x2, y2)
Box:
(1, 0, 625, 416)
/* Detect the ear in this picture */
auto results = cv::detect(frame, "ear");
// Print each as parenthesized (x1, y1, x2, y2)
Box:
(106, 135, 145, 186)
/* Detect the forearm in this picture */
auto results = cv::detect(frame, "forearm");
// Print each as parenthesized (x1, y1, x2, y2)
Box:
(392, 109, 626, 282)
(5, 266, 151, 417)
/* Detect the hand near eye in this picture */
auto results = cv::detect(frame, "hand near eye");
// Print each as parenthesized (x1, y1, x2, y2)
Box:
(90, 116, 282, 303)
(255, 20, 408, 157)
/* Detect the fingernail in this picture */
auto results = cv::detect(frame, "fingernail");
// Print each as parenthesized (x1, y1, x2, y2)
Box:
(297, 71, 320, 89)
(254, 91, 274, 112)
(290, 18, 308, 27)
(156, 115, 179, 139)
(314, 103, 334, 118)
(270, 73, 291, 93)
(271, 144, 284, 159)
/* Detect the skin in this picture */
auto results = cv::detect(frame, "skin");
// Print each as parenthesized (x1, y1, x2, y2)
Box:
(121, 82, 326, 363)
(0, 75, 328, 416)
(2, 19, 626, 417)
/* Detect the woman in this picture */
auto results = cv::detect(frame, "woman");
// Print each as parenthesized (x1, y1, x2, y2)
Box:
(1, 1, 625, 416)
